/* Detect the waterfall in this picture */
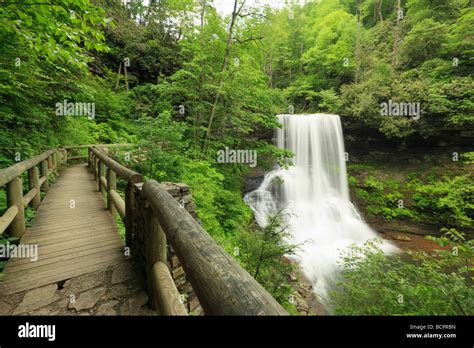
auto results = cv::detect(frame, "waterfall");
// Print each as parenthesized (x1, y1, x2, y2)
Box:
(244, 114, 396, 303)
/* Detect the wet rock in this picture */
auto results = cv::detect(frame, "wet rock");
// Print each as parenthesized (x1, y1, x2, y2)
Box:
(175, 183, 190, 193)
(172, 266, 185, 279)
(62, 270, 106, 294)
(393, 234, 412, 241)
(111, 262, 136, 285)
(13, 284, 58, 314)
(95, 301, 118, 316)
(0, 299, 13, 315)
(69, 287, 106, 311)
(127, 291, 148, 314)
(107, 283, 129, 299)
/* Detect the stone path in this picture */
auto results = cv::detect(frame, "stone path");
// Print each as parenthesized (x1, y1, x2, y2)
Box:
(0, 261, 154, 315)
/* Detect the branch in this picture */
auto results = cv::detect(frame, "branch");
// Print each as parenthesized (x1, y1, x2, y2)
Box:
(235, 36, 263, 45)
(1, 1, 62, 5)
(236, 0, 246, 16)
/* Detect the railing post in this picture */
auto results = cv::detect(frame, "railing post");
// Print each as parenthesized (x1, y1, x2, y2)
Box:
(47, 155, 53, 170)
(144, 205, 167, 309)
(87, 148, 92, 168)
(6, 177, 26, 237)
(106, 167, 116, 216)
(55, 152, 59, 173)
(51, 152, 57, 174)
(97, 160, 103, 192)
(151, 262, 187, 315)
(125, 183, 135, 247)
(57, 149, 64, 170)
(28, 166, 41, 209)
(93, 156, 98, 181)
(40, 160, 49, 192)
(146, 209, 167, 264)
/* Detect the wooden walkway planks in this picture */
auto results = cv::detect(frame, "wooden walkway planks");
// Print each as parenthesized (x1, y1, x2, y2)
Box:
(0, 164, 126, 295)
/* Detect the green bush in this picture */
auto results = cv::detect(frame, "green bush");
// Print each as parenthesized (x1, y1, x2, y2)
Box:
(236, 211, 299, 312)
(355, 176, 414, 220)
(330, 232, 473, 315)
(412, 174, 474, 228)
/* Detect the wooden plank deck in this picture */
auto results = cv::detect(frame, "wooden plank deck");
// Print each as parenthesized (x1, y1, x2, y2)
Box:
(0, 164, 126, 295)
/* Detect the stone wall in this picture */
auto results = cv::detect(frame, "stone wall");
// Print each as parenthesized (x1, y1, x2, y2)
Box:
(130, 182, 203, 315)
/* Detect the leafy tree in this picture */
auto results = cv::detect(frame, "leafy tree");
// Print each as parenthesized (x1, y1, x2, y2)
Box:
(237, 210, 299, 310)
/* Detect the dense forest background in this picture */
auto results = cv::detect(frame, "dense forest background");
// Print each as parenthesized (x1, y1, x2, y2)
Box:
(1, 0, 473, 314)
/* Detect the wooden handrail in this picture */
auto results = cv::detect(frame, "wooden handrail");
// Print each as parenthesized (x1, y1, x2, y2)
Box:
(0, 148, 58, 236)
(87, 147, 287, 315)
(90, 146, 142, 183)
(0, 206, 18, 235)
(62, 143, 132, 150)
(1, 144, 287, 315)
(0, 149, 55, 187)
(142, 180, 287, 315)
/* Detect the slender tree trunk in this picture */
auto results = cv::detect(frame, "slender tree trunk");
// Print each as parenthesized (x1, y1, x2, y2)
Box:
(115, 62, 122, 90)
(374, 1, 377, 23)
(254, 241, 266, 280)
(378, 0, 384, 22)
(201, 0, 243, 154)
(374, 0, 383, 23)
(355, 0, 362, 83)
(194, 0, 207, 145)
(392, 0, 402, 67)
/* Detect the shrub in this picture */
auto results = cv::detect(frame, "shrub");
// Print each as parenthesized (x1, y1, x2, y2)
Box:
(330, 232, 473, 315)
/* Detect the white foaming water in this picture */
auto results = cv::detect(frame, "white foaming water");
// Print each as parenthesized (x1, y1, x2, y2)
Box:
(244, 114, 396, 302)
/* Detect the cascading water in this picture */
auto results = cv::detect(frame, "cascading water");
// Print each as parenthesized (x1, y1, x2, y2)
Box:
(244, 114, 396, 303)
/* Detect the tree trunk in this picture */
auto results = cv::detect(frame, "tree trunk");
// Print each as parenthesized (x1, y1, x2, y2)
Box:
(193, 0, 207, 145)
(201, 0, 242, 154)
(378, 0, 384, 22)
(392, 0, 402, 67)
(355, 0, 362, 83)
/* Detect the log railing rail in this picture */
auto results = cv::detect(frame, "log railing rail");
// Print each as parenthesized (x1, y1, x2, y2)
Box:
(142, 180, 288, 315)
(0, 149, 59, 237)
(60, 143, 133, 163)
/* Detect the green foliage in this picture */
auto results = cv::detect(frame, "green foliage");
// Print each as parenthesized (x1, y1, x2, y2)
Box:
(1, 0, 472, 312)
(135, 114, 186, 182)
(237, 211, 298, 311)
(355, 175, 414, 220)
(182, 159, 226, 240)
(462, 152, 474, 164)
(330, 235, 473, 315)
(0, 0, 131, 161)
(350, 161, 473, 229)
(265, 0, 474, 139)
(413, 174, 474, 228)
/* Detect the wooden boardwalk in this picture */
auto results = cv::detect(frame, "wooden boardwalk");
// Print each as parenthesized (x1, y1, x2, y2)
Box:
(0, 164, 126, 295)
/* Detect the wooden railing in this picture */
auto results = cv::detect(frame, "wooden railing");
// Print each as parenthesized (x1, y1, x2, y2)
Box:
(88, 146, 287, 316)
(60, 143, 132, 164)
(0, 149, 59, 237)
(88, 145, 187, 315)
(1, 145, 287, 315)
(142, 180, 288, 315)
(0, 144, 130, 236)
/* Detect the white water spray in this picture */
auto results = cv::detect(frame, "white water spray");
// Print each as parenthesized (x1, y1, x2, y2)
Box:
(245, 114, 396, 302)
